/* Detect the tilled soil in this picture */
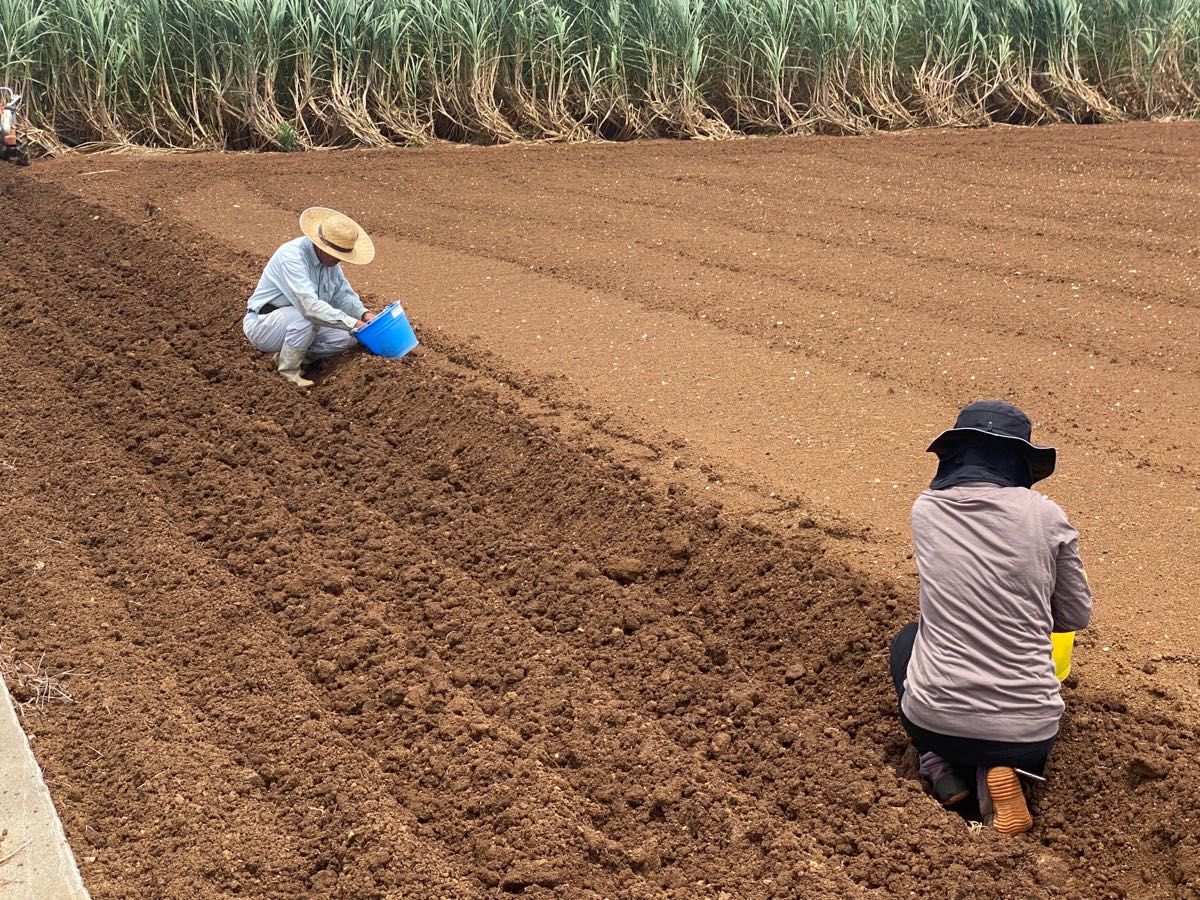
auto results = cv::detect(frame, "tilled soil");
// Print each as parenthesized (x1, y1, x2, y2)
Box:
(0, 145, 1198, 899)
(47, 125, 1200, 672)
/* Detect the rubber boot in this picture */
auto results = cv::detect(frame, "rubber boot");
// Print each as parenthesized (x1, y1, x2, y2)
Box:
(276, 345, 314, 388)
(918, 752, 970, 807)
(985, 767, 1033, 835)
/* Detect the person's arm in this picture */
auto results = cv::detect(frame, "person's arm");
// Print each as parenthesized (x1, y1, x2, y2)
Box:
(1046, 502, 1092, 632)
(330, 269, 369, 322)
(278, 250, 360, 331)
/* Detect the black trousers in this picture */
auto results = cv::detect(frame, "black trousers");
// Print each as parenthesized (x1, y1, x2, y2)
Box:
(890, 622, 1054, 775)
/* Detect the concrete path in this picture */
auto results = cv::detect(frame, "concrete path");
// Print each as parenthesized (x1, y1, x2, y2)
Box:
(0, 681, 89, 899)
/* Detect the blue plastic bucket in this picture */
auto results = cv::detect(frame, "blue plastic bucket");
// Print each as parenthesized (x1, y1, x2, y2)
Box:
(356, 302, 418, 358)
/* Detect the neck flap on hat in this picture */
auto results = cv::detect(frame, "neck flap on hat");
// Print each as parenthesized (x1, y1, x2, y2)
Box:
(930, 441, 1033, 490)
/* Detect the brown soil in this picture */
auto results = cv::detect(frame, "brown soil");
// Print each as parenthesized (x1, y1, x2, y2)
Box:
(2, 125, 1199, 898)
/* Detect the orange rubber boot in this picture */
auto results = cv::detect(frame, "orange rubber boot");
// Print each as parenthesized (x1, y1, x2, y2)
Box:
(986, 767, 1033, 835)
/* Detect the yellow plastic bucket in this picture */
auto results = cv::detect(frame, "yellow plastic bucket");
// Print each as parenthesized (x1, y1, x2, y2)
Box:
(1051, 632, 1075, 681)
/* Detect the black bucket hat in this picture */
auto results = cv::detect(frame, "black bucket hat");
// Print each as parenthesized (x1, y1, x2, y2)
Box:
(926, 400, 1056, 483)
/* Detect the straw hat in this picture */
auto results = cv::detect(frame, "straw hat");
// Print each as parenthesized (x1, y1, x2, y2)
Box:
(299, 207, 375, 265)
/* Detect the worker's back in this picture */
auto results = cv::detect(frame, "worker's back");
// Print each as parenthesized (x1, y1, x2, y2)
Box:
(902, 482, 1091, 744)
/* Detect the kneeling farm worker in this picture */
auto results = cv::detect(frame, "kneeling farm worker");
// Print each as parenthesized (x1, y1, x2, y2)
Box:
(244, 207, 376, 387)
(890, 400, 1092, 834)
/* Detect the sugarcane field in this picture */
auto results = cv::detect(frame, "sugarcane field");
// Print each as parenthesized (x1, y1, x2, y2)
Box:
(2, 1, 1200, 898)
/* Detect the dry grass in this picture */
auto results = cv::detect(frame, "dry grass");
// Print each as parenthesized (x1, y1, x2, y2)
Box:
(0, 831, 31, 873)
(0, 634, 77, 716)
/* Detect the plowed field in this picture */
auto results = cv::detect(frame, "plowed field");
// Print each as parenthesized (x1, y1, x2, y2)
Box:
(2, 124, 1199, 898)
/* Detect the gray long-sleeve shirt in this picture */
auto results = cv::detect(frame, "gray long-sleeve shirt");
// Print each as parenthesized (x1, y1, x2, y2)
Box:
(246, 237, 367, 330)
(902, 483, 1092, 743)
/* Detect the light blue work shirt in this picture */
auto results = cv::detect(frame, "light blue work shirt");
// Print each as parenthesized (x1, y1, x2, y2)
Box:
(246, 237, 367, 331)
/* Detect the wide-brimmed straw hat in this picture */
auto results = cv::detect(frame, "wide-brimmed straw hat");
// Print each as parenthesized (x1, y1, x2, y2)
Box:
(926, 400, 1057, 483)
(299, 207, 375, 265)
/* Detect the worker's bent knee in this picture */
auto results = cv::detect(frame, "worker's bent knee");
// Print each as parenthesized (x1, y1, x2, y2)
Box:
(283, 329, 317, 352)
(307, 328, 358, 359)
